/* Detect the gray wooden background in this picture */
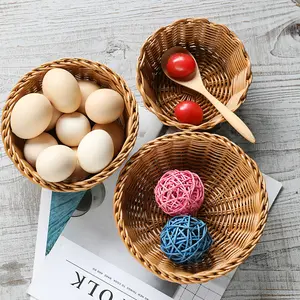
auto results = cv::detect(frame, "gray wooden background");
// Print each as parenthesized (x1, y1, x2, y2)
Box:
(0, 0, 300, 299)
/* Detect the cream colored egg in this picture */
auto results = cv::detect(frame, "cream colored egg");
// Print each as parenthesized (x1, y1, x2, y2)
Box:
(36, 145, 76, 182)
(24, 133, 58, 167)
(85, 89, 124, 124)
(42, 68, 81, 113)
(65, 147, 90, 183)
(92, 121, 124, 156)
(77, 130, 114, 173)
(56, 112, 91, 147)
(46, 107, 62, 131)
(11, 93, 53, 139)
(78, 80, 100, 115)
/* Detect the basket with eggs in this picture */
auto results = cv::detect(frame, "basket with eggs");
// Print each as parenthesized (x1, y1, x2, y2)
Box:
(1, 58, 138, 192)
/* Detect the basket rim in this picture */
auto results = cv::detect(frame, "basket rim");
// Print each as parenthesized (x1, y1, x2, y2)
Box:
(136, 17, 253, 131)
(1, 57, 139, 192)
(113, 131, 268, 283)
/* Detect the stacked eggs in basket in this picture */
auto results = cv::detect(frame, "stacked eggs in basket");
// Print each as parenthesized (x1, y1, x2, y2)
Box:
(1, 58, 138, 192)
(11, 68, 124, 183)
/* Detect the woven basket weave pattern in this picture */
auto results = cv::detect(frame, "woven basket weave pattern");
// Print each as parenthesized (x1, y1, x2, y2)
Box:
(1, 58, 138, 192)
(137, 18, 252, 131)
(114, 132, 268, 283)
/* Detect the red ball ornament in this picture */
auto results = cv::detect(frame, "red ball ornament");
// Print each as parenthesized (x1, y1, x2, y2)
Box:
(174, 101, 203, 125)
(166, 53, 196, 79)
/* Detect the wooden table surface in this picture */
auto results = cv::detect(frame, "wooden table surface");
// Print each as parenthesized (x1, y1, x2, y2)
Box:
(0, 0, 300, 299)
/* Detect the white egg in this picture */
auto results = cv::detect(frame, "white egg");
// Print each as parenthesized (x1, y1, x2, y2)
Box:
(78, 80, 100, 115)
(36, 145, 76, 182)
(85, 89, 124, 124)
(65, 147, 90, 183)
(11, 93, 53, 139)
(77, 130, 114, 173)
(92, 121, 124, 156)
(24, 133, 58, 167)
(56, 112, 91, 147)
(46, 106, 62, 131)
(42, 68, 81, 113)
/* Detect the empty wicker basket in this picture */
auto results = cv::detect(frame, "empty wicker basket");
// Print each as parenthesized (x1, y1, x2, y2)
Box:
(1, 58, 138, 192)
(137, 18, 252, 131)
(114, 131, 268, 283)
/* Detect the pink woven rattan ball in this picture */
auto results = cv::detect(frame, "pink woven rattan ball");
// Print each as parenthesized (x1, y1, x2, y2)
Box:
(154, 170, 204, 216)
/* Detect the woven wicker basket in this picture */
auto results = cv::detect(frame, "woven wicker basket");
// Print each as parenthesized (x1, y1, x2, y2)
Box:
(114, 131, 268, 283)
(1, 58, 138, 192)
(137, 18, 252, 131)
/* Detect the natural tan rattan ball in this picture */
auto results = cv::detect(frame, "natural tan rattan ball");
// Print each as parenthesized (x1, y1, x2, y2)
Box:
(137, 18, 252, 131)
(1, 58, 138, 192)
(114, 131, 268, 283)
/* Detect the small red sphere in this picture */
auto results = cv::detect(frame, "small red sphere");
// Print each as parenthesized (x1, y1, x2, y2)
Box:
(166, 53, 196, 79)
(174, 101, 203, 125)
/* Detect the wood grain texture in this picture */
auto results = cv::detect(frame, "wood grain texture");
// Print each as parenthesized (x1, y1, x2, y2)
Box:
(0, 0, 299, 299)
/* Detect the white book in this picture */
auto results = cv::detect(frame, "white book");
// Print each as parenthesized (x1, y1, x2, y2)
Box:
(29, 107, 282, 300)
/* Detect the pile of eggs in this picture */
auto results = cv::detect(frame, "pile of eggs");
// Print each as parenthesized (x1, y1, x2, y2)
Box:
(11, 68, 125, 183)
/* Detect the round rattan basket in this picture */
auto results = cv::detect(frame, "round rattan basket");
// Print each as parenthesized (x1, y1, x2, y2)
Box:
(137, 18, 252, 131)
(114, 131, 268, 283)
(1, 58, 138, 192)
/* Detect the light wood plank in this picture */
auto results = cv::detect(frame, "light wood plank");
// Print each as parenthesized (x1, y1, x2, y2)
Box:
(0, 0, 299, 299)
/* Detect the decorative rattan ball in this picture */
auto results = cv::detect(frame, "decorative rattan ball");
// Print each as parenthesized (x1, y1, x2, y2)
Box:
(154, 170, 204, 216)
(161, 216, 213, 264)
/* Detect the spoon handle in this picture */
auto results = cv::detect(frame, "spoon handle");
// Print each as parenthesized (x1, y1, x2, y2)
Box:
(202, 90, 255, 143)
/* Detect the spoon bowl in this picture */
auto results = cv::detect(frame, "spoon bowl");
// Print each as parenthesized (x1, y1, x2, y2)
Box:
(161, 46, 205, 90)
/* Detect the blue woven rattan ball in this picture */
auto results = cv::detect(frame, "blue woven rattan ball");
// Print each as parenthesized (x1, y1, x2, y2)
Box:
(160, 215, 213, 264)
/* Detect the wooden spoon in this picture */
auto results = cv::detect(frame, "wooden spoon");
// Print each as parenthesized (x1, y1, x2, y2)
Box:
(161, 46, 255, 143)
